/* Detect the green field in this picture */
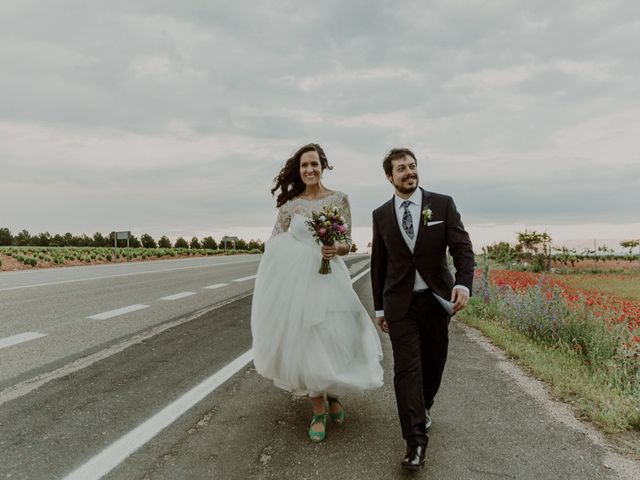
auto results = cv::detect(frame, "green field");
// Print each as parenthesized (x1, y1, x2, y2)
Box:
(0, 245, 261, 270)
(557, 273, 640, 301)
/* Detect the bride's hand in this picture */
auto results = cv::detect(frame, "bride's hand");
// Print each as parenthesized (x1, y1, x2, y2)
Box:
(321, 244, 338, 260)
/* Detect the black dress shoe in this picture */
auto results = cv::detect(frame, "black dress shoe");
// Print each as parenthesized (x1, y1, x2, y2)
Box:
(402, 444, 426, 471)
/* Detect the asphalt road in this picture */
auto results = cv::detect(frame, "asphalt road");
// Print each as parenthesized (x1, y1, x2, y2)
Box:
(0, 255, 638, 479)
(0, 255, 262, 386)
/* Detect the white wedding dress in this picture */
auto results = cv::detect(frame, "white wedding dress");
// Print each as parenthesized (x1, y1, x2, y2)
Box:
(251, 191, 383, 396)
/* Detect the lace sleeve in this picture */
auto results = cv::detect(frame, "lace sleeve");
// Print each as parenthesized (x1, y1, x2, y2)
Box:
(270, 202, 291, 237)
(338, 192, 353, 245)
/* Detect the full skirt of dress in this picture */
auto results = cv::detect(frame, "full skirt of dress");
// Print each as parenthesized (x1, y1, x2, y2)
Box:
(251, 215, 383, 396)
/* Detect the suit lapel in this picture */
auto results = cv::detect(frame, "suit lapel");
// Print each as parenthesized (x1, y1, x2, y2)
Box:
(414, 188, 431, 247)
(386, 196, 413, 255)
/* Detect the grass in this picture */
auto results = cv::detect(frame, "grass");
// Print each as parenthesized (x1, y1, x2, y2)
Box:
(459, 305, 640, 433)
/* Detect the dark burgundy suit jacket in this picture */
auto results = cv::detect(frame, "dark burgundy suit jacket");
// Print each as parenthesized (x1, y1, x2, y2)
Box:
(371, 188, 475, 323)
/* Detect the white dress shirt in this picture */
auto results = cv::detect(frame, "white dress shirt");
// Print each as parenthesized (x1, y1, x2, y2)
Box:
(375, 188, 469, 318)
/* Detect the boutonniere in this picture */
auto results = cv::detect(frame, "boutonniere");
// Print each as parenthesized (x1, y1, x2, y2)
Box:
(422, 206, 432, 225)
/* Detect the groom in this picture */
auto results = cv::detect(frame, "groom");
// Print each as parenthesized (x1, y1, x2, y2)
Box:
(371, 148, 474, 470)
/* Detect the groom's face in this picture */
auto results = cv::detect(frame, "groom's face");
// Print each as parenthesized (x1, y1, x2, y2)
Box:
(388, 155, 419, 194)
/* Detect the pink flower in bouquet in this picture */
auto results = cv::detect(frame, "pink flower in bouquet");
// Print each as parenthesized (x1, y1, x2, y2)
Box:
(319, 227, 327, 236)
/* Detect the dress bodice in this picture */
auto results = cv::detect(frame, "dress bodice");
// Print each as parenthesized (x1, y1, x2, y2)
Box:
(287, 214, 311, 243)
(270, 191, 352, 245)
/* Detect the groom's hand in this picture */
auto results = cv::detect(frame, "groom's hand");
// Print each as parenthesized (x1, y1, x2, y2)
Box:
(451, 287, 470, 312)
(377, 316, 389, 334)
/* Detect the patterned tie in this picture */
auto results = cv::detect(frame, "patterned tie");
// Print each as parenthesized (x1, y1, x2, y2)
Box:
(401, 200, 414, 239)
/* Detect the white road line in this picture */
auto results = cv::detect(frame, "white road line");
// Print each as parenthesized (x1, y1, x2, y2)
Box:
(0, 332, 47, 350)
(202, 283, 229, 290)
(0, 258, 260, 292)
(348, 259, 371, 275)
(350, 267, 371, 284)
(159, 292, 197, 301)
(232, 275, 257, 282)
(86, 304, 150, 320)
(61, 350, 254, 480)
(60, 268, 370, 480)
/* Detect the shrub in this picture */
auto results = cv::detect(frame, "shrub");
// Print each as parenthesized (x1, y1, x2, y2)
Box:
(174, 237, 188, 249)
(0, 228, 13, 246)
(141, 234, 158, 249)
(484, 241, 517, 264)
(201, 236, 217, 249)
(158, 235, 172, 248)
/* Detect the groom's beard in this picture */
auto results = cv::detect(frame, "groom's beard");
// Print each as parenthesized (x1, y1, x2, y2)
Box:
(394, 174, 419, 194)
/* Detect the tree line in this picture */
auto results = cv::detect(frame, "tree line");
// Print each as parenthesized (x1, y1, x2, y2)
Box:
(0, 228, 264, 251)
(483, 230, 640, 272)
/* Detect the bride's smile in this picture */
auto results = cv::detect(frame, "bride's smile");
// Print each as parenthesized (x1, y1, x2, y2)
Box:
(300, 151, 323, 186)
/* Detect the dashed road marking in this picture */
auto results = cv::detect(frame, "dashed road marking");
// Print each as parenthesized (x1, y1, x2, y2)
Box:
(86, 304, 150, 320)
(232, 275, 257, 282)
(159, 292, 197, 301)
(0, 332, 47, 350)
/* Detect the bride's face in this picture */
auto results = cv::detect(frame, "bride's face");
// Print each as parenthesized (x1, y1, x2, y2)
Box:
(299, 151, 323, 186)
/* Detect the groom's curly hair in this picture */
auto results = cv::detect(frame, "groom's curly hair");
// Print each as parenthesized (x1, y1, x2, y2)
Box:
(271, 143, 333, 208)
(383, 148, 417, 177)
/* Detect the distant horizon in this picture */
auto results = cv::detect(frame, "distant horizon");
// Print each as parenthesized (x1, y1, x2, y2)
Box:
(2, 221, 639, 255)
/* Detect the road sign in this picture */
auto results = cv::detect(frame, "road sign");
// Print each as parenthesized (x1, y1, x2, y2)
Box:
(113, 231, 131, 262)
(221, 236, 239, 250)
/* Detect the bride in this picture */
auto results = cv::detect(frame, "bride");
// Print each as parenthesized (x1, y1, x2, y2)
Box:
(251, 143, 383, 442)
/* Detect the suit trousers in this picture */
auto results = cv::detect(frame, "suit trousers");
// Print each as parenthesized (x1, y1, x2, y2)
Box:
(388, 290, 450, 447)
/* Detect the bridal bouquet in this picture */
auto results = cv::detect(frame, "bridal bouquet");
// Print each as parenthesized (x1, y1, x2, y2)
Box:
(306, 206, 349, 274)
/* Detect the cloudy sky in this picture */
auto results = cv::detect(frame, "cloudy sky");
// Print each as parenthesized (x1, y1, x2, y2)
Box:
(1, 0, 639, 251)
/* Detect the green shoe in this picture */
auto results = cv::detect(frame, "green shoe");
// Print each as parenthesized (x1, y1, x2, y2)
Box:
(308, 413, 328, 442)
(328, 397, 345, 425)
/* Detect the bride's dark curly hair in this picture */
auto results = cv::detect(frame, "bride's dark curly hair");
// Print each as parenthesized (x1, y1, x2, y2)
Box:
(271, 143, 333, 207)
